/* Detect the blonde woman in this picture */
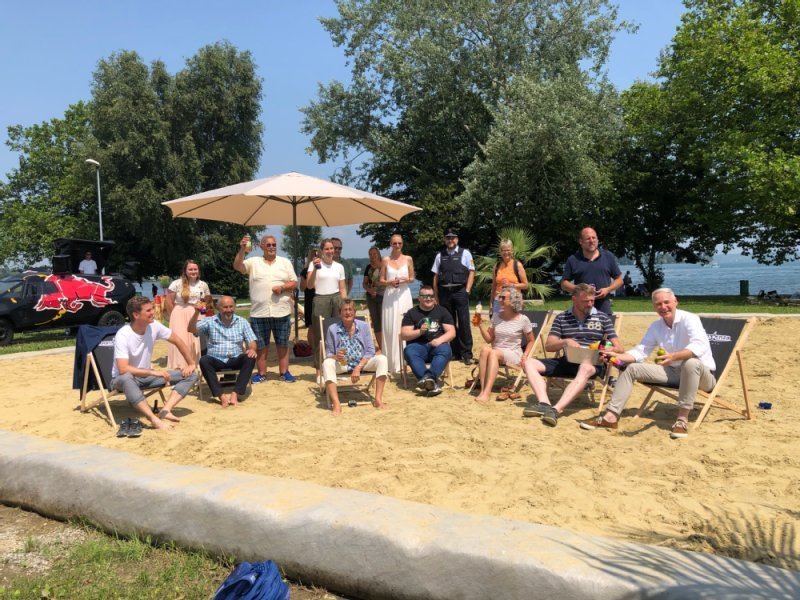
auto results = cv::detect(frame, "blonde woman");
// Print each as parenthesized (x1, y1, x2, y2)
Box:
(490, 239, 528, 315)
(380, 233, 414, 373)
(165, 259, 211, 369)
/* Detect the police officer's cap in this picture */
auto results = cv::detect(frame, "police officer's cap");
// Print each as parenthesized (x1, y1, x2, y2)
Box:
(444, 228, 458, 238)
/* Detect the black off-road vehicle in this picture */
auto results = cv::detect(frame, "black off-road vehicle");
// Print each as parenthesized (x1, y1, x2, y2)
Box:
(0, 239, 138, 346)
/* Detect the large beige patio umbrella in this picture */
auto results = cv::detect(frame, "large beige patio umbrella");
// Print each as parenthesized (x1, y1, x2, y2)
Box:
(162, 171, 422, 336)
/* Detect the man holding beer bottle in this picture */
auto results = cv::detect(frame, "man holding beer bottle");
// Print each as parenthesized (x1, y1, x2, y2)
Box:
(400, 285, 456, 396)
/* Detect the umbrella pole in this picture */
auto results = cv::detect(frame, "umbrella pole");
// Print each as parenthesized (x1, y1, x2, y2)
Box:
(293, 204, 300, 340)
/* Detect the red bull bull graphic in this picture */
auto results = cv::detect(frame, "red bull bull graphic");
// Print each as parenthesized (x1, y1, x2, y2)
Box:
(34, 274, 117, 313)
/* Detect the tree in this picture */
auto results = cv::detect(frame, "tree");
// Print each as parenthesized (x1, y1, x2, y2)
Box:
(1, 42, 263, 299)
(281, 225, 322, 269)
(646, 0, 800, 265)
(302, 0, 628, 270)
(473, 226, 556, 300)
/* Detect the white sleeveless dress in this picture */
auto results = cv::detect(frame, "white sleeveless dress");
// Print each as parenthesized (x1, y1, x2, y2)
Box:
(381, 263, 413, 373)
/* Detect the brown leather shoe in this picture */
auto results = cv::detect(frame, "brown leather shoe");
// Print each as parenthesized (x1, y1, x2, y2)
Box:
(579, 416, 618, 431)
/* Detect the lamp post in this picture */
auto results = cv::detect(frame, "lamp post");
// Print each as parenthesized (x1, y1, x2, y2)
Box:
(85, 159, 103, 241)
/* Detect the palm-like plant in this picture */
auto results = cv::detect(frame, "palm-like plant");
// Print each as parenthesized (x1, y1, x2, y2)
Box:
(473, 227, 555, 301)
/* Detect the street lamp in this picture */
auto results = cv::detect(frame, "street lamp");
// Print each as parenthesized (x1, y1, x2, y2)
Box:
(85, 159, 103, 241)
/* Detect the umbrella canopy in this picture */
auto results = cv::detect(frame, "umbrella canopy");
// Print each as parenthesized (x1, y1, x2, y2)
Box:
(161, 171, 421, 226)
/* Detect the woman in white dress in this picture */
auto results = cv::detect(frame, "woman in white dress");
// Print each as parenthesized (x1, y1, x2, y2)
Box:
(165, 259, 212, 369)
(380, 234, 415, 373)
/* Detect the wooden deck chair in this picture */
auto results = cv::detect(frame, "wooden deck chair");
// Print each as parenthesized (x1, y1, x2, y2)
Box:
(318, 315, 377, 409)
(79, 331, 167, 428)
(398, 333, 454, 389)
(195, 332, 251, 401)
(469, 310, 553, 394)
(634, 317, 754, 430)
(545, 313, 624, 406)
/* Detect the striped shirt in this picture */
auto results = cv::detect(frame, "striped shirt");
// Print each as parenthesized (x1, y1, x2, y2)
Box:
(196, 314, 256, 361)
(549, 307, 617, 347)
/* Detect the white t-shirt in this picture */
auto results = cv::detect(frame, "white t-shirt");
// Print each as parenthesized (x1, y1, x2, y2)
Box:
(79, 259, 98, 275)
(243, 255, 297, 318)
(112, 321, 172, 378)
(309, 260, 345, 295)
(168, 279, 210, 307)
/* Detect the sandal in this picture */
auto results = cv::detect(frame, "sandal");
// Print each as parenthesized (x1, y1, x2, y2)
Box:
(496, 391, 510, 401)
(507, 391, 522, 400)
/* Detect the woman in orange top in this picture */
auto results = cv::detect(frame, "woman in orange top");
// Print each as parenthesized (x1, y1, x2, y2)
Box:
(490, 239, 529, 315)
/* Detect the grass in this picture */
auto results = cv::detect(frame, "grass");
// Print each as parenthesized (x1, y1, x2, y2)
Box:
(0, 328, 76, 356)
(536, 294, 800, 314)
(0, 528, 235, 600)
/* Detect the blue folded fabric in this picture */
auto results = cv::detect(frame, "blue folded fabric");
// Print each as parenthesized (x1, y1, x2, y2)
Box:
(213, 560, 290, 600)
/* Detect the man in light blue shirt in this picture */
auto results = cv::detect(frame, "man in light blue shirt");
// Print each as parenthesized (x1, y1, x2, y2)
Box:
(189, 296, 257, 408)
(581, 288, 716, 439)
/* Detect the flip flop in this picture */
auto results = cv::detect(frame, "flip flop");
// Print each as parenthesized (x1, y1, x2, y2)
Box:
(496, 391, 510, 401)
(507, 391, 522, 400)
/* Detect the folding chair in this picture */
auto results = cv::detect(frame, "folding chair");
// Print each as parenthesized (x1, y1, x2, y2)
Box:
(79, 330, 167, 428)
(318, 315, 377, 409)
(634, 317, 754, 430)
(195, 332, 251, 401)
(544, 313, 624, 406)
(398, 333, 454, 389)
(469, 310, 553, 394)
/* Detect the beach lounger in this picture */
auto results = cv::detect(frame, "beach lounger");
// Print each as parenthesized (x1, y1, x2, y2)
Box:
(77, 327, 166, 428)
(634, 317, 755, 430)
(318, 315, 376, 409)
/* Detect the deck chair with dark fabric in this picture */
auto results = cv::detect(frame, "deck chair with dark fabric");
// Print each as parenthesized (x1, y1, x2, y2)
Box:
(634, 317, 754, 430)
(468, 310, 553, 394)
(399, 333, 454, 390)
(318, 315, 376, 409)
(544, 313, 624, 406)
(78, 329, 167, 428)
(195, 332, 252, 402)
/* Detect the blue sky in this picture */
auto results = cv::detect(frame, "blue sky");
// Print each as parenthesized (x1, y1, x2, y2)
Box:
(0, 0, 686, 257)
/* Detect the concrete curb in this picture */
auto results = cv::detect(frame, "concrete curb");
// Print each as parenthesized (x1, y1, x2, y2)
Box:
(0, 430, 797, 599)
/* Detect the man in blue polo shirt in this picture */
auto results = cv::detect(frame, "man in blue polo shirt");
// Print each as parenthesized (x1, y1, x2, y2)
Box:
(189, 295, 257, 408)
(561, 227, 623, 315)
(522, 283, 622, 427)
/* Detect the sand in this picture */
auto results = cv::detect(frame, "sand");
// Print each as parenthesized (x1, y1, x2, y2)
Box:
(2, 315, 798, 570)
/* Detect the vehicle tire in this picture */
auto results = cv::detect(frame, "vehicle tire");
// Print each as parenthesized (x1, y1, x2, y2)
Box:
(97, 310, 125, 327)
(0, 318, 14, 346)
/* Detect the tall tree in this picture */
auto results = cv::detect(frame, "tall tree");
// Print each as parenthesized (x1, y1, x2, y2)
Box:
(281, 225, 322, 269)
(645, 0, 800, 264)
(302, 0, 628, 271)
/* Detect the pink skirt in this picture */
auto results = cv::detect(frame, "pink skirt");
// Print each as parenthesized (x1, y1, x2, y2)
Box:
(167, 304, 202, 369)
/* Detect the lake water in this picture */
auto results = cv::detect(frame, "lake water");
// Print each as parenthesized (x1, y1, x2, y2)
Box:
(140, 259, 800, 300)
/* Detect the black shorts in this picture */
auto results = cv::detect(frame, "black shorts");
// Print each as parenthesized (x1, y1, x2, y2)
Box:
(539, 356, 605, 379)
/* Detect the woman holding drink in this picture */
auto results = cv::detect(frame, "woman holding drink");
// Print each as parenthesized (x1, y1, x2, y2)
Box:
(165, 259, 212, 369)
(380, 233, 414, 373)
(363, 246, 385, 350)
(307, 239, 347, 372)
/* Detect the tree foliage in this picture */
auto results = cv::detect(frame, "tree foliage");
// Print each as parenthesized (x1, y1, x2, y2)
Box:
(302, 0, 628, 270)
(1, 42, 262, 298)
(281, 225, 322, 269)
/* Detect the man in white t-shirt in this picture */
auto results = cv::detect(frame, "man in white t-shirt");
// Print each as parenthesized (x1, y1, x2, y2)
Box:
(234, 234, 298, 384)
(110, 296, 198, 430)
(79, 251, 98, 275)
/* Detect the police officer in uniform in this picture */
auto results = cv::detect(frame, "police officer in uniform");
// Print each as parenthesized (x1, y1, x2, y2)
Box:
(431, 228, 475, 365)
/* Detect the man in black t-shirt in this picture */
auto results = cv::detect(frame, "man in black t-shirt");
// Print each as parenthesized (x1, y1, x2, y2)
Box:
(400, 285, 456, 395)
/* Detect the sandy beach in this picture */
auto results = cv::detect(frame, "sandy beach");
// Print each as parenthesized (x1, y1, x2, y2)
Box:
(2, 315, 797, 570)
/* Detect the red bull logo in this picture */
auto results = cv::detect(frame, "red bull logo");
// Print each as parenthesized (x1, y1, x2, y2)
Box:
(34, 274, 117, 313)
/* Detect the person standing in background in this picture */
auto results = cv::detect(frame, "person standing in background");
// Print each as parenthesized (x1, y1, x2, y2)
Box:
(363, 246, 385, 350)
(331, 237, 354, 295)
(307, 239, 347, 376)
(300, 247, 318, 345)
(561, 227, 622, 315)
(79, 251, 98, 275)
(165, 259, 211, 370)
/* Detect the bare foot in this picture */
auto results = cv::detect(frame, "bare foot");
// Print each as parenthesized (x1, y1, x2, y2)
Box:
(158, 409, 181, 423)
(220, 394, 231, 408)
(331, 403, 342, 416)
(474, 395, 490, 405)
(372, 399, 385, 409)
(150, 417, 173, 431)
(229, 393, 239, 407)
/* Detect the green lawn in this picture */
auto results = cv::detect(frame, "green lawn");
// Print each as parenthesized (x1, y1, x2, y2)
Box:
(536, 294, 800, 314)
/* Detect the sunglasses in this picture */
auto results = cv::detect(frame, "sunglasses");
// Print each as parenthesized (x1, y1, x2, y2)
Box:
(263, 243, 277, 247)
(333, 246, 342, 250)
(391, 242, 403, 246)
(497, 295, 508, 300)
(419, 294, 435, 299)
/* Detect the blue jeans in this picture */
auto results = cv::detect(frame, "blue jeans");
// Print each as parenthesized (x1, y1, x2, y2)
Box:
(403, 342, 452, 380)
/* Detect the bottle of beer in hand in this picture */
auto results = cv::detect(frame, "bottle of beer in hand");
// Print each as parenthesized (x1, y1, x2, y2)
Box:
(472, 302, 482, 326)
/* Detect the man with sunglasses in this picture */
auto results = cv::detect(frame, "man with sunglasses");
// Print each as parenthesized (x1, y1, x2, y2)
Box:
(331, 237, 354, 295)
(234, 234, 298, 383)
(401, 285, 456, 395)
(431, 228, 475, 365)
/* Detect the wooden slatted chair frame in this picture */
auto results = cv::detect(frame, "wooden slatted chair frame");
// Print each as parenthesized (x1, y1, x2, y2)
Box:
(633, 317, 754, 430)
(80, 331, 167, 428)
(196, 331, 251, 402)
(318, 315, 377, 409)
(398, 333, 454, 390)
